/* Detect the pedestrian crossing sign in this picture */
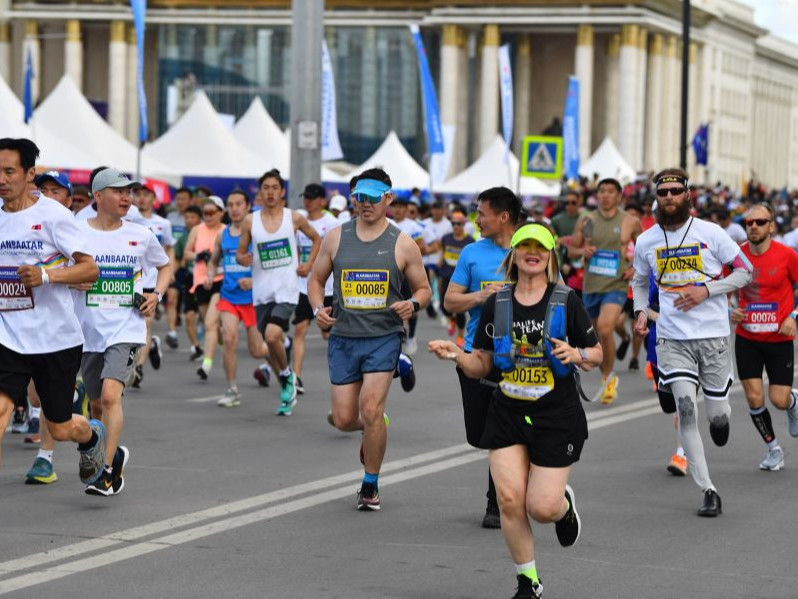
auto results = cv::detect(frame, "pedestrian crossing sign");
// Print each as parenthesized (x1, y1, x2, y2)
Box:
(521, 136, 563, 180)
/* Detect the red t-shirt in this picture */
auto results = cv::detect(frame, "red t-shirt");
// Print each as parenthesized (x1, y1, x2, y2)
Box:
(736, 240, 798, 343)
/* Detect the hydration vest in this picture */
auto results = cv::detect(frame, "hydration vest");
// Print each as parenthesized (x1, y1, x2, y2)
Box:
(491, 283, 591, 402)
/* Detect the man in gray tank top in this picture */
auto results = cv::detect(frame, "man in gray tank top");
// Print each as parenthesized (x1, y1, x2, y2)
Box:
(308, 168, 431, 512)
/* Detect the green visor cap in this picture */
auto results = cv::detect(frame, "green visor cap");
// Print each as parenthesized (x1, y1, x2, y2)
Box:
(510, 223, 556, 251)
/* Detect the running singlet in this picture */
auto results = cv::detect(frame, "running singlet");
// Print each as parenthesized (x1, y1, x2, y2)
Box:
(251, 208, 299, 305)
(296, 212, 338, 296)
(583, 209, 629, 294)
(190, 223, 224, 293)
(220, 227, 252, 305)
(439, 233, 475, 280)
(736, 240, 798, 343)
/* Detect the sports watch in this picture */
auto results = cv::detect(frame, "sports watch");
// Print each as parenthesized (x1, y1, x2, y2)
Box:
(313, 305, 324, 318)
(410, 298, 421, 313)
(578, 348, 588, 364)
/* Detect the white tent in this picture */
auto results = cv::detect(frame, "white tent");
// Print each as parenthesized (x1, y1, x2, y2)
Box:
(145, 91, 263, 178)
(233, 97, 289, 173)
(578, 137, 636, 183)
(34, 76, 177, 182)
(346, 131, 429, 190)
(437, 135, 561, 197)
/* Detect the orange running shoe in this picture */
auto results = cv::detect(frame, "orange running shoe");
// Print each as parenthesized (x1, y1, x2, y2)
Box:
(667, 453, 688, 476)
(645, 361, 654, 380)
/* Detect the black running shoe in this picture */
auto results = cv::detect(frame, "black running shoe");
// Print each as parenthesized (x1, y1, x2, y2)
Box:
(165, 332, 179, 349)
(629, 357, 640, 371)
(197, 366, 208, 381)
(709, 415, 730, 447)
(11, 405, 28, 434)
(482, 500, 501, 529)
(697, 489, 722, 517)
(130, 365, 143, 389)
(397, 353, 415, 392)
(149, 335, 162, 370)
(357, 483, 381, 511)
(111, 445, 130, 495)
(616, 337, 630, 361)
(189, 345, 203, 362)
(512, 575, 543, 599)
(296, 376, 304, 395)
(85, 469, 116, 497)
(253, 364, 271, 387)
(555, 484, 581, 547)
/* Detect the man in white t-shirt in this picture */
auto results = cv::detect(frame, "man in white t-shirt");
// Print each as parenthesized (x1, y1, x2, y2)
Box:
(633, 168, 753, 518)
(713, 208, 747, 245)
(421, 199, 453, 319)
(73, 168, 171, 495)
(0, 137, 106, 487)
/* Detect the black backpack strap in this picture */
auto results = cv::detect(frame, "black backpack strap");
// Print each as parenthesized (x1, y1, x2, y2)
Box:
(493, 285, 513, 339)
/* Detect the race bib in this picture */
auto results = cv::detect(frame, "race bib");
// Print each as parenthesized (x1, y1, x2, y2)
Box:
(480, 280, 508, 290)
(257, 239, 292, 270)
(588, 250, 620, 277)
(656, 244, 705, 286)
(443, 246, 462, 267)
(298, 243, 312, 265)
(742, 302, 779, 333)
(500, 364, 554, 401)
(0, 266, 34, 311)
(223, 250, 250, 274)
(86, 267, 134, 309)
(341, 269, 389, 310)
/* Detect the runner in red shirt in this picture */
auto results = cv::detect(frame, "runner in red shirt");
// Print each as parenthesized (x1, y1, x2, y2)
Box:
(732, 203, 798, 471)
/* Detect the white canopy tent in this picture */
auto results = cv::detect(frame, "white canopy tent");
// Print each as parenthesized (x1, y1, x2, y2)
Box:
(145, 91, 263, 179)
(437, 135, 561, 197)
(233, 97, 289, 173)
(346, 131, 429, 190)
(578, 137, 636, 183)
(34, 76, 177, 182)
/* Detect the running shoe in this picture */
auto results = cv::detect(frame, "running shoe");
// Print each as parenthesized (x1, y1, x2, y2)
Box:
(78, 419, 106, 485)
(189, 345, 203, 362)
(455, 335, 465, 349)
(697, 489, 722, 517)
(629, 358, 640, 371)
(397, 353, 415, 392)
(165, 331, 179, 349)
(197, 365, 209, 382)
(512, 575, 543, 599)
(555, 484, 581, 547)
(73, 377, 90, 417)
(279, 371, 297, 405)
(149, 335, 162, 370)
(759, 446, 785, 471)
(25, 457, 58, 484)
(296, 376, 305, 395)
(357, 482, 381, 511)
(217, 388, 242, 407)
(708, 415, 730, 447)
(11, 405, 28, 434)
(24, 417, 39, 443)
(645, 361, 654, 380)
(130, 365, 143, 389)
(402, 337, 418, 356)
(253, 363, 272, 387)
(616, 337, 630, 360)
(788, 389, 798, 437)
(85, 469, 116, 497)
(110, 445, 130, 495)
(447, 318, 456, 336)
(667, 453, 688, 476)
(600, 372, 619, 405)
(482, 500, 501, 529)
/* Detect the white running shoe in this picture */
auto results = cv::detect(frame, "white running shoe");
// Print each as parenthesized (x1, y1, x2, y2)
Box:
(759, 446, 784, 471)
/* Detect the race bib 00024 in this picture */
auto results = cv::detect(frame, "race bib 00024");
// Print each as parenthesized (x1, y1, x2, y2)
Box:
(0, 266, 33, 311)
(341, 269, 389, 310)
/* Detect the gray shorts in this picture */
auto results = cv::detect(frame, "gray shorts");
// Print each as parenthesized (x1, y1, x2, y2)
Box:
(656, 337, 734, 401)
(256, 302, 297, 334)
(81, 343, 141, 400)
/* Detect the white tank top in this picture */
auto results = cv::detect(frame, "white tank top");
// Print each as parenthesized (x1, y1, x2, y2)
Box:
(251, 208, 299, 305)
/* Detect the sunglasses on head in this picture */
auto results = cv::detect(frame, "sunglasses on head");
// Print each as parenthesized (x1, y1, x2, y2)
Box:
(745, 218, 771, 227)
(351, 193, 383, 204)
(656, 187, 686, 197)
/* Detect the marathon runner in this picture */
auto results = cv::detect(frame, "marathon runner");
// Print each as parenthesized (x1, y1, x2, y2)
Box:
(308, 168, 431, 511)
(438, 208, 474, 347)
(430, 222, 601, 599)
(633, 168, 753, 517)
(165, 186, 194, 349)
(0, 137, 105, 487)
(730, 202, 798, 471)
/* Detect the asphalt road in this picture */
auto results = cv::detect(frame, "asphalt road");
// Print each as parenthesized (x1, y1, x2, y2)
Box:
(1, 316, 797, 599)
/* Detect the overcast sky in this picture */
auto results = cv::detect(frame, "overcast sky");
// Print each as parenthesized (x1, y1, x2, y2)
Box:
(737, 0, 798, 45)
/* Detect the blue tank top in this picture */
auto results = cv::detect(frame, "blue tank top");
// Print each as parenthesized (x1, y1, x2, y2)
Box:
(221, 227, 252, 305)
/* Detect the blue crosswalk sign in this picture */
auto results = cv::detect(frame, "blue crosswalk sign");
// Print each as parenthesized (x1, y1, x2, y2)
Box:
(521, 136, 563, 180)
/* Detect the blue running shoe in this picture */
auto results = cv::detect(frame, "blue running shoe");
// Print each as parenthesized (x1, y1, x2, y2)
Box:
(78, 419, 106, 485)
(279, 371, 297, 405)
(25, 457, 58, 484)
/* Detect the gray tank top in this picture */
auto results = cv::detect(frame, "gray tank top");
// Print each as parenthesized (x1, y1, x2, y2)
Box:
(331, 220, 405, 338)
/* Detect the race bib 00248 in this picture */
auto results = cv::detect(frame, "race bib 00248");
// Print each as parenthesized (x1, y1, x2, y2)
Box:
(0, 266, 33, 311)
(86, 267, 134, 308)
(341, 269, 389, 310)
(257, 239, 292, 270)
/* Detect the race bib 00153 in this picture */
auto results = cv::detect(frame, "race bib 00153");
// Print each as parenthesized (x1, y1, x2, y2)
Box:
(500, 365, 554, 401)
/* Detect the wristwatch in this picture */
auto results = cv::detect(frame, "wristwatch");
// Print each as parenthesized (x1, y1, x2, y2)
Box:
(578, 348, 588, 364)
(313, 305, 324, 318)
(155, 291, 163, 303)
(410, 298, 421, 313)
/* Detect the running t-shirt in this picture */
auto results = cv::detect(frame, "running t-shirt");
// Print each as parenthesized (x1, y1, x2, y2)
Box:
(137, 213, 175, 288)
(421, 217, 453, 266)
(73, 221, 169, 352)
(736, 240, 798, 343)
(473, 284, 597, 414)
(394, 218, 424, 244)
(220, 226, 252, 305)
(0, 196, 88, 353)
(167, 211, 188, 248)
(633, 217, 743, 340)
(439, 233, 475, 280)
(297, 212, 339, 296)
(450, 238, 510, 352)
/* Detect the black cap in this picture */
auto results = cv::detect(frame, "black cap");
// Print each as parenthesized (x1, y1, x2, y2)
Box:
(300, 183, 326, 199)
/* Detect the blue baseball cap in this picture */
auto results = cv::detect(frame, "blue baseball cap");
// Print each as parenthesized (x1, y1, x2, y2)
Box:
(35, 170, 73, 195)
(351, 178, 390, 198)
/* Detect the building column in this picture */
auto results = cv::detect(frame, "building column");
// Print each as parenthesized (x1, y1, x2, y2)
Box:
(513, 34, 532, 158)
(108, 20, 127, 135)
(64, 20, 83, 90)
(242, 26, 257, 85)
(634, 27, 647, 170)
(24, 21, 41, 104)
(616, 25, 638, 165)
(440, 24, 466, 177)
(125, 25, 138, 144)
(256, 29, 272, 87)
(0, 21, 10, 84)
(478, 24, 500, 155)
(575, 25, 594, 160)
(644, 34, 664, 171)
(604, 34, 620, 145)
(360, 26, 378, 139)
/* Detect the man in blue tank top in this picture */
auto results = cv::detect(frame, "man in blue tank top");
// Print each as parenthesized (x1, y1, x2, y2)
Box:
(308, 168, 432, 512)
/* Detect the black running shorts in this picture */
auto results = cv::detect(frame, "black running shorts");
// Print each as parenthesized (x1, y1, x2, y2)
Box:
(735, 335, 794, 386)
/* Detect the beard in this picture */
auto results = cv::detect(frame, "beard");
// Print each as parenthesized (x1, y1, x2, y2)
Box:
(656, 199, 692, 228)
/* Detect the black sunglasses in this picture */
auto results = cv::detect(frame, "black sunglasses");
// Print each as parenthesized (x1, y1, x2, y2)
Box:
(656, 187, 686, 197)
(745, 218, 771, 227)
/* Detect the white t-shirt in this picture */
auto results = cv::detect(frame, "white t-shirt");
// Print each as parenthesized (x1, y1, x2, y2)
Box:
(724, 221, 747, 244)
(421, 217, 453, 266)
(76, 203, 146, 225)
(0, 196, 89, 353)
(336, 211, 351, 223)
(296, 212, 339, 296)
(781, 228, 798, 250)
(394, 218, 424, 243)
(137, 213, 175, 288)
(73, 221, 170, 352)
(633, 217, 742, 340)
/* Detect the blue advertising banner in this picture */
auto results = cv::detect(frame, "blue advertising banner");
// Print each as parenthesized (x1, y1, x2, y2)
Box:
(409, 25, 444, 155)
(562, 76, 580, 180)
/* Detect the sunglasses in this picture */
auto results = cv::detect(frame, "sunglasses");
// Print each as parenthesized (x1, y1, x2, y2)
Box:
(745, 218, 771, 227)
(351, 193, 383, 204)
(656, 187, 686, 197)
(451, 221, 465, 226)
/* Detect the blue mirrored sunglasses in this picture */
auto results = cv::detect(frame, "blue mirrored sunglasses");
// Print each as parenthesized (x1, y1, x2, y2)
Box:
(351, 192, 384, 204)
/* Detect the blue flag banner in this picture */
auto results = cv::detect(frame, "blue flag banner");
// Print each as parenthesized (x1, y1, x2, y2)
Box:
(130, 0, 148, 144)
(498, 44, 513, 164)
(23, 44, 33, 124)
(409, 25, 444, 155)
(692, 123, 708, 166)
(562, 76, 580, 181)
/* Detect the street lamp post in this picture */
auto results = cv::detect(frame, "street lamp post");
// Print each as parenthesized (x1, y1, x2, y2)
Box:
(679, 0, 690, 170)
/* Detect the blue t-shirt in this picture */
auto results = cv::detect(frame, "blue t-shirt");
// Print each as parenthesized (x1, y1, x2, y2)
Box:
(450, 238, 510, 351)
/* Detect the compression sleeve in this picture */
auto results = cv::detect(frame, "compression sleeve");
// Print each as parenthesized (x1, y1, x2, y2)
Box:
(632, 268, 650, 315)
(705, 252, 753, 296)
